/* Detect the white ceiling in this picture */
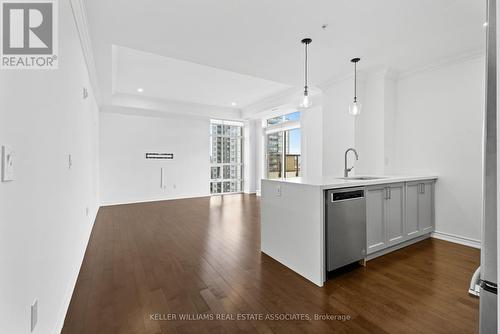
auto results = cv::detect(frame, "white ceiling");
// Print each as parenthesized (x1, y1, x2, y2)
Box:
(85, 0, 486, 110)
(113, 46, 291, 108)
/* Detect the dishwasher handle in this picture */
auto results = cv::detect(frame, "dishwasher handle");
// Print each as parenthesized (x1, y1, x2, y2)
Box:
(330, 189, 364, 202)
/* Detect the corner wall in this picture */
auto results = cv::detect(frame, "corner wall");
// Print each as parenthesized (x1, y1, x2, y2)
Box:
(0, 1, 100, 332)
(393, 56, 485, 243)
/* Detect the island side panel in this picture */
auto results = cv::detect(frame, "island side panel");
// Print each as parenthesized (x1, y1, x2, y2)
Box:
(261, 180, 325, 286)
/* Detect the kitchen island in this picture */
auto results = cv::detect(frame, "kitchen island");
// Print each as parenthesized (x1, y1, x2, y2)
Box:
(260, 175, 438, 287)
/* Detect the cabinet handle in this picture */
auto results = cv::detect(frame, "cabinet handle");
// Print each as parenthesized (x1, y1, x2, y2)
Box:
(384, 187, 390, 200)
(419, 183, 425, 194)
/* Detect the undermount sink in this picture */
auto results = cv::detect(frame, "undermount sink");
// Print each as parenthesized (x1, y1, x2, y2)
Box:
(339, 176, 387, 180)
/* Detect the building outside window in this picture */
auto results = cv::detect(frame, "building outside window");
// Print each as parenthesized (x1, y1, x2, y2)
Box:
(264, 112, 301, 179)
(210, 119, 243, 194)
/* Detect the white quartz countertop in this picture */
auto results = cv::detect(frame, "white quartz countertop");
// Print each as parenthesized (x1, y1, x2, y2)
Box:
(262, 175, 438, 190)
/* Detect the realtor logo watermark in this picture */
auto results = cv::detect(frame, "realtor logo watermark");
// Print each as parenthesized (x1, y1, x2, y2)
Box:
(1, 0, 58, 69)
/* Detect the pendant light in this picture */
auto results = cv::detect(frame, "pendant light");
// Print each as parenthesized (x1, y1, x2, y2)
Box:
(349, 57, 361, 116)
(300, 38, 312, 108)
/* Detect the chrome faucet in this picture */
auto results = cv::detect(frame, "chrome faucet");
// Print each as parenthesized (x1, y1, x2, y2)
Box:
(344, 148, 359, 177)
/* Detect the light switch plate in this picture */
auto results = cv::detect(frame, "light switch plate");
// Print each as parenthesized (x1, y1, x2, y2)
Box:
(2, 145, 14, 182)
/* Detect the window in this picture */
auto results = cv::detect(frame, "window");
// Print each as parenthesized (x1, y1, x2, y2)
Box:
(266, 111, 300, 126)
(210, 120, 243, 194)
(264, 112, 301, 179)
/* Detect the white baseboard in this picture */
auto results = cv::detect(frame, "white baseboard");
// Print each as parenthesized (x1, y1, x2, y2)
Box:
(431, 231, 481, 249)
(100, 193, 212, 206)
(53, 206, 98, 334)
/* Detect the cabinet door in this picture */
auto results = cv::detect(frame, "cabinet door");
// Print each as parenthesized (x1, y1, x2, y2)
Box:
(386, 183, 405, 245)
(366, 186, 386, 254)
(405, 182, 420, 238)
(418, 182, 434, 234)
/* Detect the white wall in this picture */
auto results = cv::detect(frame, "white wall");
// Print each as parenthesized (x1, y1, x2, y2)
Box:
(321, 79, 358, 176)
(243, 119, 258, 193)
(255, 120, 264, 194)
(301, 106, 323, 180)
(354, 71, 397, 175)
(100, 111, 211, 205)
(393, 56, 485, 242)
(0, 1, 100, 333)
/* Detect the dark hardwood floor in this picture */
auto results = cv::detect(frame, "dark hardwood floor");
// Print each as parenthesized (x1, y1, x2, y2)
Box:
(62, 194, 480, 334)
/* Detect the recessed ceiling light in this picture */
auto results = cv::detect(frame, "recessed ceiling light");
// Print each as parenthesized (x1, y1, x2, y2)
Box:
(231, 102, 237, 106)
(137, 88, 144, 93)
(484, 22, 489, 27)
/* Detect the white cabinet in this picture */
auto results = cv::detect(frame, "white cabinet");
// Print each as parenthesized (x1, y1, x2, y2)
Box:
(366, 180, 434, 256)
(366, 186, 387, 254)
(405, 183, 420, 238)
(386, 183, 405, 246)
(406, 181, 435, 236)
(366, 183, 405, 254)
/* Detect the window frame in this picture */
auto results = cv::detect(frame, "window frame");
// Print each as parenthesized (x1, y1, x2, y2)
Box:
(210, 119, 244, 195)
(263, 112, 301, 180)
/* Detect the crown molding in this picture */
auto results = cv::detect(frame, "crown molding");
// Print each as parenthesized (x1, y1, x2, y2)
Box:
(398, 48, 485, 79)
(318, 70, 370, 92)
(101, 104, 242, 122)
(241, 86, 322, 119)
(364, 68, 398, 81)
(318, 72, 352, 91)
(319, 49, 485, 89)
(241, 87, 300, 118)
(111, 93, 242, 120)
(69, 0, 101, 105)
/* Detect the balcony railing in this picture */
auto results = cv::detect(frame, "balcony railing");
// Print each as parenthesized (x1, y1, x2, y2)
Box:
(268, 154, 301, 179)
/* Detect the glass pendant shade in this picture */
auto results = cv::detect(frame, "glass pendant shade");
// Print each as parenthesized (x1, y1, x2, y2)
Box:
(349, 101, 361, 116)
(301, 93, 312, 108)
(300, 38, 312, 109)
(350, 57, 361, 116)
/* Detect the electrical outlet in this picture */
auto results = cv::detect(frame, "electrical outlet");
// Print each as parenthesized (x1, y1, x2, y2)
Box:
(31, 299, 38, 332)
(276, 185, 281, 197)
(83, 87, 89, 99)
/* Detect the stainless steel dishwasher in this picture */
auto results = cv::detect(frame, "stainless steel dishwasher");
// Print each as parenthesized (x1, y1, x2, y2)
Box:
(326, 187, 366, 271)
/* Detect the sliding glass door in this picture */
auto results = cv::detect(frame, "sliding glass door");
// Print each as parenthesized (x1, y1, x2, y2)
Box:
(265, 112, 301, 179)
(285, 128, 301, 178)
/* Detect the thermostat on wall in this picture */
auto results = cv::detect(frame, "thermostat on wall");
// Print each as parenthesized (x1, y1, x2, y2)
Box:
(2, 145, 14, 182)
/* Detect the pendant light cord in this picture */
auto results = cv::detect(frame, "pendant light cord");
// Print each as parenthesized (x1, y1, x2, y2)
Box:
(304, 43, 308, 93)
(354, 61, 357, 102)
